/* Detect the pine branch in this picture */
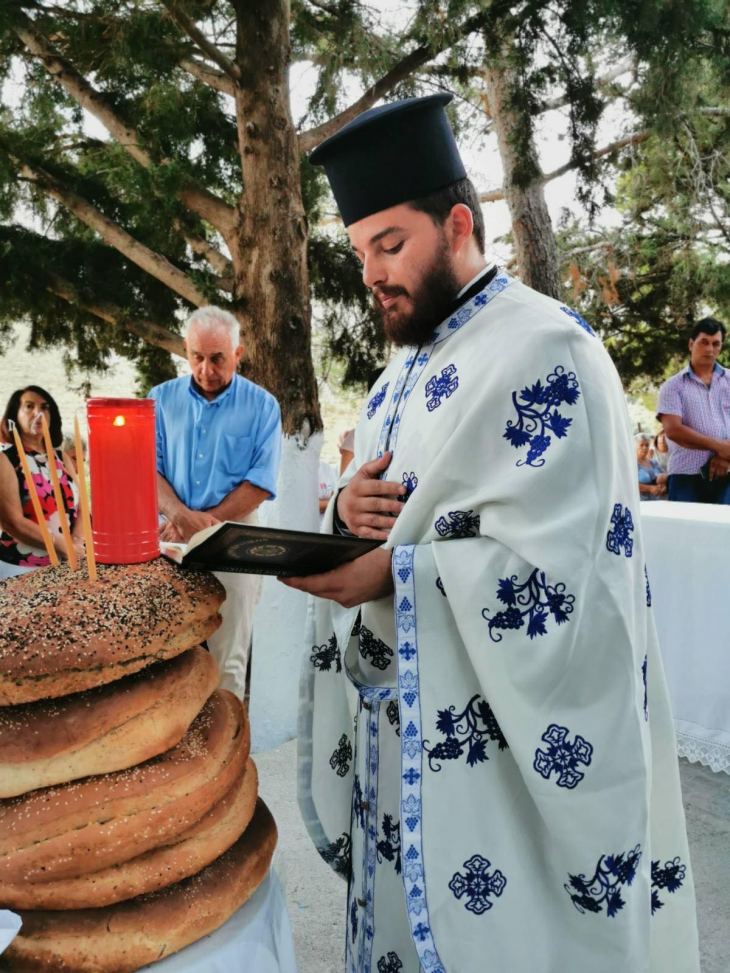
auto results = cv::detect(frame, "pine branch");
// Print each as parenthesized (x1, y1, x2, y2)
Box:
(180, 56, 235, 96)
(172, 218, 234, 285)
(14, 15, 236, 240)
(478, 129, 651, 203)
(298, 8, 494, 154)
(159, 0, 240, 82)
(46, 274, 186, 358)
(16, 154, 209, 308)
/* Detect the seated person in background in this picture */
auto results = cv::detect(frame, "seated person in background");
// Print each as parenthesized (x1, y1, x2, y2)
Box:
(0, 386, 83, 577)
(636, 433, 667, 500)
(652, 429, 669, 473)
(337, 427, 355, 475)
(318, 459, 337, 516)
(658, 317, 730, 503)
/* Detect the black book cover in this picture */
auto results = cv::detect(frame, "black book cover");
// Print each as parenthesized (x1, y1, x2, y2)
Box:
(162, 522, 381, 576)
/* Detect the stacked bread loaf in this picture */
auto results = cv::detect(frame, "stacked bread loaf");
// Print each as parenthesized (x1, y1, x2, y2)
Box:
(0, 559, 277, 973)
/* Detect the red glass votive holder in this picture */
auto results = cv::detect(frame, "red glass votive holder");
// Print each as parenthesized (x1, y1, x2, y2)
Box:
(87, 398, 160, 564)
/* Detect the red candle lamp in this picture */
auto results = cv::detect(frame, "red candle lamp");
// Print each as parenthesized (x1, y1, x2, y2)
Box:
(87, 398, 159, 564)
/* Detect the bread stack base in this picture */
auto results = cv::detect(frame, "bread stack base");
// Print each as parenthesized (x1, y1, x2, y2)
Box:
(3, 799, 277, 973)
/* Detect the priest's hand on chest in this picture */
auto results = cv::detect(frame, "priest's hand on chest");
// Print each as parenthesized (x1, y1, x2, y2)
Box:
(279, 547, 394, 608)
(336, 452, 405, 540)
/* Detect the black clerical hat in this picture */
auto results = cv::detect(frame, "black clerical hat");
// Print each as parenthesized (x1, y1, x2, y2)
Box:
(309, 93, 466, 226)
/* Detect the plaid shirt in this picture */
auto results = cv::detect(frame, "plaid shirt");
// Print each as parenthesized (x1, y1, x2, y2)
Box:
(657, 363, 730, 475)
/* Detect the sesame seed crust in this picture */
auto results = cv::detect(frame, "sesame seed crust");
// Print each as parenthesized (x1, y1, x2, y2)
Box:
(2, 797, 276, 973)
(0, 559, 226, 705)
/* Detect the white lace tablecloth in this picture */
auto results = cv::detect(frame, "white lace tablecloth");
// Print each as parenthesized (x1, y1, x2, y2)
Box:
(642, 501, 730, 774)
(0, 871, 298, 973)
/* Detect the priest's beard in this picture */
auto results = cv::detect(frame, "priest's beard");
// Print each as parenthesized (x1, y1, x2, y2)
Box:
(374, 237, 459, 346)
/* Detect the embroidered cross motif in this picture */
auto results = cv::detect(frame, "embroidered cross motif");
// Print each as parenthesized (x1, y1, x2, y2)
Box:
(482, 568, 575, 642)
(367, 382, 389, 419)
(319, 832, 351, 878)
(310, 634, 341, 673)
(503, 365, 581, 467)
(565, 845, 641, 917)
(449, 854, 507, 914)
(425, 364, 459, 412)
(435, 509, 480, 538)
(475, 293, 488, 306)
(606, 503, 634, 557)
(359, 625, 394, 670)
(376, 814, 402, 874)
(560, 305, 595, 335)
(413, 922, 430, 942)
(533, 723, 593, 789)
(329, 733, 352, 777)
(377, 952, 403, 973)
(651, 856, 687, 914)
(423, 693, 508, 772)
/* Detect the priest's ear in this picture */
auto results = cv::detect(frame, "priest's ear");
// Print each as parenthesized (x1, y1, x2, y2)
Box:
(447, 203, 475, 255)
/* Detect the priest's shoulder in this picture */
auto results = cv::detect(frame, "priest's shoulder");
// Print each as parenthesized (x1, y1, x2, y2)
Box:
(497, 278, 598, 341)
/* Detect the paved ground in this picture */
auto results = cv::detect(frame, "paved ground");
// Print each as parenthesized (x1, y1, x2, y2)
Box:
(256, 742, 729, 973)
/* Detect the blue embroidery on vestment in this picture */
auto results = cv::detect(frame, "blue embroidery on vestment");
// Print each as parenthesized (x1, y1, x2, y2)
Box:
(560, 305, 596, 335)
(329, 734, 352, 777)
(651, 856, 686, 914)
(449, 854, 507, 914)
(394, 543, 446, 971)
(503, 365, 581, 467)
(423, 694, 508, 772)
(606, 503, 634, 557)
(352, 774, 365, 830)
(482, 568, 575, 642)
(376, 814, 402, 874)
(319, 833, 351, 878)
(435, 576, 446, 597)
(400, 471, 418, 501)
(645, 565, 652, 606)
(377, 952, 403, 973)
(425, 364, 458, 411)
(359, 625, 393, 671)
(435, 509, 480, 538)
(350, 896, 358, 943)
(310, 634, 341, 672)
(368, 382, 389, 419)
(386, 700, 400, 736)
(533, 724, 593, 789)
(565, 844, 642, 916)
(642, 655, 648, 720)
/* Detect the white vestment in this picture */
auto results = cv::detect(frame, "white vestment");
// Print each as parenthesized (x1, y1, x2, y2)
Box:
(299, 272, 700, 973)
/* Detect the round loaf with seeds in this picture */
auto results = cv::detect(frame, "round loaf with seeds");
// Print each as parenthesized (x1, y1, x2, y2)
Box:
(1, 797, 277, 973)
(0, 559, 225, 705)
(0, 646, 219, 798)
(0, 756, 259, 909)
(0, 690, 247, 884)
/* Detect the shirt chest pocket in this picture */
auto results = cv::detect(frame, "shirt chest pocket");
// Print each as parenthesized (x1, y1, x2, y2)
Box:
(219, 433, 253, 478)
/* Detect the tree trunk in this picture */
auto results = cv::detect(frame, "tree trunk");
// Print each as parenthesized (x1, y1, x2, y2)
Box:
(483, 61, 562, 300)
(231, 0, 321, 439)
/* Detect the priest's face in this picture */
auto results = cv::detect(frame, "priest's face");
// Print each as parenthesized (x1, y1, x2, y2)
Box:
(348, 203, 459, 346)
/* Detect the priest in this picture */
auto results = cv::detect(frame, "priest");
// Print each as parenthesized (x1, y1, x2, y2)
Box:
(284, 93, 699, 973)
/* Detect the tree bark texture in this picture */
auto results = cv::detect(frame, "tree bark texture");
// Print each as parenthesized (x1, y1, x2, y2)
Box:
(231, 0, 321, 437)
(483, 61, 562, 300)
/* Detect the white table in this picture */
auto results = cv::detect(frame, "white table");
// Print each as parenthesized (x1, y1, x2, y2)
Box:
(641, 501, 730, 773)
(1, 871, 298, 973)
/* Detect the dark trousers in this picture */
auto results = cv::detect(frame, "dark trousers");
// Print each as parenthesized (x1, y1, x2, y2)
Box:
(668, 473, 730, 504)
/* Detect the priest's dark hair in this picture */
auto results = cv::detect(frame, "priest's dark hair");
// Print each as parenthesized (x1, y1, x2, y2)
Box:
(407, 177, 485, 255)
(1, 386, 63, 448)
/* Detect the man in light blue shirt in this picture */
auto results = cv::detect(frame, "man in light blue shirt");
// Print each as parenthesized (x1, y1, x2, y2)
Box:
(149, 306, 281, 696)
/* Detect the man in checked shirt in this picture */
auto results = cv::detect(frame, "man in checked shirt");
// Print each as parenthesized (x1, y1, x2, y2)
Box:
(658, 317, 730, 503)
